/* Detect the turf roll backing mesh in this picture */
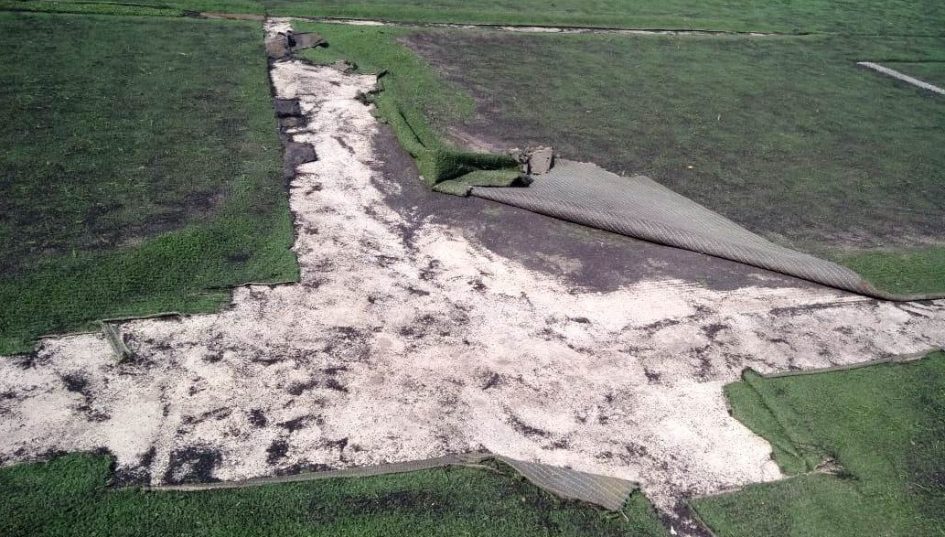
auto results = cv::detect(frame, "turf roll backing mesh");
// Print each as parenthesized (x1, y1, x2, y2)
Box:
(472, 160, 938, 300)
(152, 452, 638, 511)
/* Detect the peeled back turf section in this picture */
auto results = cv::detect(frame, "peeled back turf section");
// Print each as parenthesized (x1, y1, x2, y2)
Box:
(691, 351, 945, 537)
(290, 21, 525, 195)
(0, 12, 297, 354)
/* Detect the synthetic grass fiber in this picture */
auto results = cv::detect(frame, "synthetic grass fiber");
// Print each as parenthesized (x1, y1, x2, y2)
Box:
(292, 21, 524, 194)
(262, 0, 945, 36)
(0, 12, 297, 354)
(404, 30, 945, 295)
(692, 351, 945, 536)
(0, 453, 669, 537)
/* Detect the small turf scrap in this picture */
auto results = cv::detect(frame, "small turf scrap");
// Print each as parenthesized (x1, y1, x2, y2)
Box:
(525, 146, 555, 175)
(283, 142, 317, 180)
(266, 33, 290, 59)
(288, 31, 327, 51)
(101, 323, 133, 363)
(274, 98, 302, 118)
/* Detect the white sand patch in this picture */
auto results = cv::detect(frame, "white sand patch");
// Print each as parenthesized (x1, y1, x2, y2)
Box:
(1, 22, 943, 532)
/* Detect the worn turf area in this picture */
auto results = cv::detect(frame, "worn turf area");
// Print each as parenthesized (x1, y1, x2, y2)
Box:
(401, 30, 945, 295)
(691, 351, 945, 537)
(0, 12, 297, 354)
(0, 453, 668, 537)
(262, 0, 945, 36)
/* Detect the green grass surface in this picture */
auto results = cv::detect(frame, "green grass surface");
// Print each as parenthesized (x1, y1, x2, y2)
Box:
(401, 30, 945, 294)
(0, 0, 263, 17)
(263, 0, 945, 36)
(0, 12, 297, 354)
(692, 351, 945, 536)
(0, 453, 669, 537)
(839, 246, 945, 296)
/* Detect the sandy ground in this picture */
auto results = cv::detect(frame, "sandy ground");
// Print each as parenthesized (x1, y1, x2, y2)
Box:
(1, 20, 944, 534)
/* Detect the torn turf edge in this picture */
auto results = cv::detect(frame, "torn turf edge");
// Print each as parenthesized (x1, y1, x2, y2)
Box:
(148, 451, 640, 512)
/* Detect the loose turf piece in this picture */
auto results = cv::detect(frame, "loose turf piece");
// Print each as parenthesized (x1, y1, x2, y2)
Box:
(0, 12, 297, 354)
(0, 453, 669, 537)
(691, 351, 945, 537)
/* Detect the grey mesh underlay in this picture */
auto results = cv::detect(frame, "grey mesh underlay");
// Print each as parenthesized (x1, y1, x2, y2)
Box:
(151, 452, 638, 512)
(472, 160, 900, 299)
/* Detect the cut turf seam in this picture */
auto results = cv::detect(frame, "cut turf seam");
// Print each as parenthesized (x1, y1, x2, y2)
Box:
(149, 451, 641, 512)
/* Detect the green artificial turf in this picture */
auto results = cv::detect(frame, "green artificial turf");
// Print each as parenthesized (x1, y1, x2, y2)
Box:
(691, 351, 945, 536)
(0, 453, 669, 537)
(0, 0, 263, 17)
(839, 246, 945, 296)
(262, 0, 945, 36)
(0, 12, 297, 354)
(400, 30, 945, 295)
(293, 21, 522, 193)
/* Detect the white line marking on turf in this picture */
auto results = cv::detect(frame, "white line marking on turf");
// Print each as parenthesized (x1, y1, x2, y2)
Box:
(857, 61, 945, 95)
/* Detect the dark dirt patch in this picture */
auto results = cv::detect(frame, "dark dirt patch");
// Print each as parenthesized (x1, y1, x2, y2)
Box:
(110, 447, 156, 487)
(507, 413, 551, 439)
(274, 460, 332, 476)
(61, 373, 89, 394)
(643, 368, 663, 384)
(482, 372, 501, 390)
(702, 323, 729, 340)
(163, 446, 222, 484)
(287, 379, 319, 396)
(247, 408, 268, 427)
(662, 500, 716, 537)
(266, 439, 290, 464)
(371, 122, 810, 293)
(279, 415, 313, 433)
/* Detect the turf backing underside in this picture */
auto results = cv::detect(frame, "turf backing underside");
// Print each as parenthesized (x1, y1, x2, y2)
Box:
(0, 453, 669, 537)
(692, 351, 945, 537)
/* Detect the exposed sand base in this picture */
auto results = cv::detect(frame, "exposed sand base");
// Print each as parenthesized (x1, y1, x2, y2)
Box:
(1, 21, 944, 535)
